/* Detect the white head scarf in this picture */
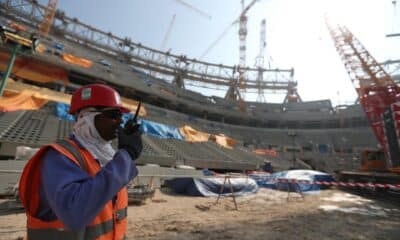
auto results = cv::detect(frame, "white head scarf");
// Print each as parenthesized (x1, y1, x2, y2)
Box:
(73, 108, 116, 166)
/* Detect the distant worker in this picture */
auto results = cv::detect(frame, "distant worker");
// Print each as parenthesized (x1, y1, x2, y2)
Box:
(262, 160, 273, 173)
(19, 84, 143, 239)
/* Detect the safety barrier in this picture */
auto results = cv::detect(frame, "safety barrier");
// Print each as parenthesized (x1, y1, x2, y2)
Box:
(275, 178, 400, 189)
(1, 169, 400, 189)
(248, 173, 400, 189)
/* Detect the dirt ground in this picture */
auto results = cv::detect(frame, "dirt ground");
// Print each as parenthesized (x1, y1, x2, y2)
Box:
(1, 188, 400, 240)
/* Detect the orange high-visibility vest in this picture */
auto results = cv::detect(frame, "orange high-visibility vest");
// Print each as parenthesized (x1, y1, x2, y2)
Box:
(19, 139, 128, 240)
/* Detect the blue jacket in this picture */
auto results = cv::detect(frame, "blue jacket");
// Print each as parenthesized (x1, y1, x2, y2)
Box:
(36, 137, 138, 230)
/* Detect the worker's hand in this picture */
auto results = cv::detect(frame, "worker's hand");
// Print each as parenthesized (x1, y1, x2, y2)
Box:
(118, 121, 143, 161)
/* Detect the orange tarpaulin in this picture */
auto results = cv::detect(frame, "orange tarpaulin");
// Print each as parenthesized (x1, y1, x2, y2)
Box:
(179, 126, 238, 149)
(253, 149, 278, 157)
(5, 78, 71, 104)
(209, 134, 238, 149)
(0, 51, 68, 83)
(0, 91, 48, 112)
(62, 53, 93, 68)
(179, 125, 210, 142)
(3, 78, 146, 116)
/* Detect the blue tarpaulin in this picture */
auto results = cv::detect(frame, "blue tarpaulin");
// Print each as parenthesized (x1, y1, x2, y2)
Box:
(165, 177, 259, 197)
(139, 119, 184, 140)
(52, 42, 64, 51)
(248, 170, 335, 192)
(55, 103, 75, 121)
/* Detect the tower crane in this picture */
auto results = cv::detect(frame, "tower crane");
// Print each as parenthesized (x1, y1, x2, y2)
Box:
(200, 0, 259, 103)
(228, 0, 259, 105)
(38, 0, 58, 38)
(199, 0, 259, 62)
(326, 17, 400, 188)
(174, 0, 212, 20)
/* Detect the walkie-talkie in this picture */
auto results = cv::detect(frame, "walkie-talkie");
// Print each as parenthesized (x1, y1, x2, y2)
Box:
(123, 102, 141, 134)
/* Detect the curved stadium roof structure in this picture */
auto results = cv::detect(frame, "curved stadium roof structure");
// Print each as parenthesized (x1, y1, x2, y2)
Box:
(0, 0, 393, 174)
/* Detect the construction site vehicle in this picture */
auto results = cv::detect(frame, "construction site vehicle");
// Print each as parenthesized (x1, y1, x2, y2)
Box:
(339, 148, 400, 187)
(360, 149, 386, 172)
(337, 88, 400, 186)
(326, 18, 400, 191)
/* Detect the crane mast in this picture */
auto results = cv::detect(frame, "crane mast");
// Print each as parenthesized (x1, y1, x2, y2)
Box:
(238, 0, 258, 97)
(255, 19, 266, 102)
(238, 0, 248, 93)
(38, 0, 58, 38)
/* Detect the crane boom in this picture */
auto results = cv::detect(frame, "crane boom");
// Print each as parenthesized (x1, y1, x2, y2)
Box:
(161, 14, 176, 51)
(325, 17, 395, 91)
(199, 22, 236, 60)
(326, 17, 400, 169)
(240, 0, 259, 17)
(175, 0, 212, 20)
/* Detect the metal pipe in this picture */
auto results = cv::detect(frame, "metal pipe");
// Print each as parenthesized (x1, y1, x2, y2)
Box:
(0, 44, 20, 96)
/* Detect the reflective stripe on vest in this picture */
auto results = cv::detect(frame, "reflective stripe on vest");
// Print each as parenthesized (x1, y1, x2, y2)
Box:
(27, 207, 127, 240)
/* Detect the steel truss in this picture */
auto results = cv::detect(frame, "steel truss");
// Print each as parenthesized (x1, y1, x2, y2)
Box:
(0, 0, 296, 97)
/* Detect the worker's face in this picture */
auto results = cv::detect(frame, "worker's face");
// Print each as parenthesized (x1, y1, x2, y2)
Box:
(94, 108, 123, 141)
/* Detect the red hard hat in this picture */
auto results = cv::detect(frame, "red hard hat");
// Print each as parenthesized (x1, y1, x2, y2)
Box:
(69, 84, 130, 114)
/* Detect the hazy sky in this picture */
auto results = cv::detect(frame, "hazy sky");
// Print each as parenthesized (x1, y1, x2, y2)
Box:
(40, 0, 399, 105)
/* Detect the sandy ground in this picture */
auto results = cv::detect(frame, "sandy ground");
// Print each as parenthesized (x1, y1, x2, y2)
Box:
(1, 188, 400, 240)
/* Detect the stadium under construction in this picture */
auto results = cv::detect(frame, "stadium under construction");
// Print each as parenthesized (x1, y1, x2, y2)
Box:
(0, 0, 400, 195)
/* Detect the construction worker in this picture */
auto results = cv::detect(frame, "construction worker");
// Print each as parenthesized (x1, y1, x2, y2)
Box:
(262, 160, 273, 173)
(18, 84, 142, 239)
